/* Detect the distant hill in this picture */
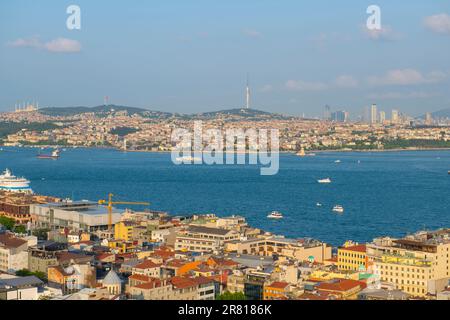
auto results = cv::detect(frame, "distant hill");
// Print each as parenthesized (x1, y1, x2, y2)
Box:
(189, 108, 295, 120)
(431, 108, 450, 119)
(38, 105, 293, 120)
(418, 108, 450, 119)
(39, 105, 172, 118)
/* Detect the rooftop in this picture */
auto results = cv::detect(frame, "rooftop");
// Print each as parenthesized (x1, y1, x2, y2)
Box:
(187, 225, 233, 236)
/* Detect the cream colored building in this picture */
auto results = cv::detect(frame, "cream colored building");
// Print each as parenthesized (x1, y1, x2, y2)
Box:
(236, 236, 332, 263)
(175, 226, 240, 253)
(368, 230, 450, 297)
(0, 233, 29, 273)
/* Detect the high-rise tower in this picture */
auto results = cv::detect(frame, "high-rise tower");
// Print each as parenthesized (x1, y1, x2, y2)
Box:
(245, 74, 250, 109)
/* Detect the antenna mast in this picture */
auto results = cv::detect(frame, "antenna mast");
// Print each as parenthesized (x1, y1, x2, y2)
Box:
(246, 73, 250, 109)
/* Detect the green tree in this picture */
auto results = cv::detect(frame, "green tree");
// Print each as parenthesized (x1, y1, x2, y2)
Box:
(32, 228, 50, 240)
(216, 291, 247, 300)
(13, 225, 27, 234)
(0, 216, 15, 230)
(15, 269, 47, 282)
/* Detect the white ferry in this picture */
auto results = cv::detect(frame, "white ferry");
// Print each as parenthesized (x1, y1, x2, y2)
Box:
(175, 155, 202, 162)
(267, 211, 284, 219)
(318, 178, 332, 184)
(332, 205, 344, 213)
(0, 169, 33, 193)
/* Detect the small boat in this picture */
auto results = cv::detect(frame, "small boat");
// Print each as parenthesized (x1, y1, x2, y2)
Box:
(297, 148, 306, 157)
(334, 160, 341, 163)
(316, 203, 322, 207)
(267, 211, 283, 219)
(332, 205, 344, 213)
(37, 149, 60, 159)
(318, 178, 332, 184)
(175, 155, 202, 162)
(448, 171, 450, 175)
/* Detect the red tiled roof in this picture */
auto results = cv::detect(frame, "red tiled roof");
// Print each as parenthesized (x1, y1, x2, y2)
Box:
(316, 279, 366, 293)
(267, 281, 289, 289)
(134, 260, 160, 270)
(170, 276, 197, 289)
(152, 249, 175, 260)
(97, 253, 114, 261)
(134, 279, 162, 290)
(340, 244, 367, 253)
(0, 234, 27, 249)
(128, 274, 153, 282)
(165, 259, 186, 268)
(56, 252, 91, 263)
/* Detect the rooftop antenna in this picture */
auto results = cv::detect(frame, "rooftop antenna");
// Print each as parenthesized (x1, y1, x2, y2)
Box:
(245, 73, 250, 109)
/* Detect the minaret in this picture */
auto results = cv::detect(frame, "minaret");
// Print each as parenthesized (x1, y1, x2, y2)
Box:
(246, 73, 250, 109)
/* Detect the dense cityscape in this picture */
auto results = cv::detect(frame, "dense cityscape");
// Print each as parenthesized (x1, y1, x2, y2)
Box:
(2, 1, 450, 311)
(1, 103, 450, 153)
(0, 180, 450, 300)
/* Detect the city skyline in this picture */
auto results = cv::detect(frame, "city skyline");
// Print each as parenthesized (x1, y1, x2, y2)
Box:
(1, 1, 450, 116)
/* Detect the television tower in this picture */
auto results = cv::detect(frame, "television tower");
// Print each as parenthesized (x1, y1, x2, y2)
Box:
(245, 73, 250, 109)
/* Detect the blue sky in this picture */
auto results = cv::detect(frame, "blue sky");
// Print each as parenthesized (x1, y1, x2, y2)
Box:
(1, 0, 450, 117)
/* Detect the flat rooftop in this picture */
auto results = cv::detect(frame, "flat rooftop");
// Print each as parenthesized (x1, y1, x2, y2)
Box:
(36, 201, 121, 216)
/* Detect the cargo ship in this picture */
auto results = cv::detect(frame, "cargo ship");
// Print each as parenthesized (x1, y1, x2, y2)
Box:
(37, 149, 60, 159)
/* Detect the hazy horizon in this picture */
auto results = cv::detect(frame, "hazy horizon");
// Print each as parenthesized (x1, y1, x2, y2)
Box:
(1, 0, 450, 117)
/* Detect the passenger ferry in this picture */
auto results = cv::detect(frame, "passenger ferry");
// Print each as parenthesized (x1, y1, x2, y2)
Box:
(0, 169, 33, 193)
(332, 205, 344, 213)
(267, 211, 284, 219)
(175, 155, 202, 162)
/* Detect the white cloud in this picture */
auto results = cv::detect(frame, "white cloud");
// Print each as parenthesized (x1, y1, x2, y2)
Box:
(44, 38, 81, 53)
(424, 13, 450, 34)
(7, 36, 81, 53)
(335, 75, 359, 88)
(367, 69, 447, 86)
(242, 29, 263, 38)
(285, 80, 328, 92)
(8, 36, 42, 48)
(362, 25, 400, 41)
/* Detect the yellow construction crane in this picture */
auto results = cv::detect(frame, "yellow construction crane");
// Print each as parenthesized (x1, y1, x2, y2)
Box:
(98, 193, 150, 231)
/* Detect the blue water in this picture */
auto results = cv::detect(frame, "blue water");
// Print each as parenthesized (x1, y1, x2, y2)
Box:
(1, 147, 449, 245)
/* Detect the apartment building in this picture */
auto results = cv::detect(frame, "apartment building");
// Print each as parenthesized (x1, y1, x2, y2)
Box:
(30, 201, 123, 232)
(0, 233, 29, 273)
(127, 275, 215, 300)
(338, 244, 368, 271)
(0, 275, 44, 300)
(0, 192, 58, 224)
(236, 236, 332, 263)
(263, 281, 290, 300)
(132, 260, 161, 278)
(367, 230, 450, 297)
(114, 221, 136, 241)
(48, 262, 97, 294)
(175, 226, 240, 253)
